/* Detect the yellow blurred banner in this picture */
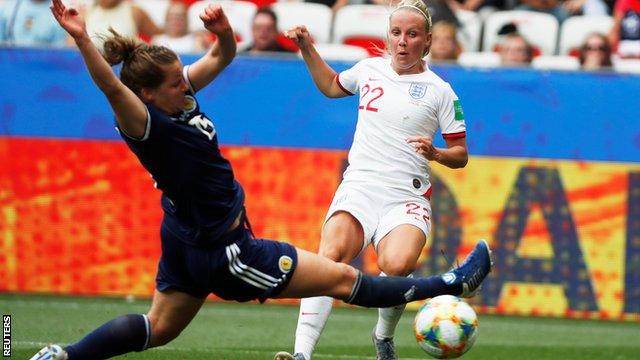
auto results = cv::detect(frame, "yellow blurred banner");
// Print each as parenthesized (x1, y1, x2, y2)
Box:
(425, 158, 640, 321)
(0, 139, 638, 321)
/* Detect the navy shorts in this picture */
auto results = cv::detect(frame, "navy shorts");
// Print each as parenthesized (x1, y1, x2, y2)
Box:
(156, 220, 298, 302)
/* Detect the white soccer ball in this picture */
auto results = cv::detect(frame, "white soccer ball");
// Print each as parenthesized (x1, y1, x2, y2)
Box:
(413, 295, 479, 359)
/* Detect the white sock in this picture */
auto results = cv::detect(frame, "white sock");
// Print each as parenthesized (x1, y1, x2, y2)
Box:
(294, 296, 334, 360)
(374, 272, 410, 339)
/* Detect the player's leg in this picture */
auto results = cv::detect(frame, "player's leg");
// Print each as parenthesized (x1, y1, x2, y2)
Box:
(290, 211, 365, 360)
(277, 239, 491, 306)
(373, 224, 426, 360)
(30, 289, 205, 360)
(145, 289, 206, 347)
(275, 239, 492, 359)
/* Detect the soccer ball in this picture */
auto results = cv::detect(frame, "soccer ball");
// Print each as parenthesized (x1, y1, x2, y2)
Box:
(413, 295, 479, 359)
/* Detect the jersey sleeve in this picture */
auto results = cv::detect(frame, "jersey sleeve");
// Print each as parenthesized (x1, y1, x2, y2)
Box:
(183, 65, 196, 94)
(117, 107, 152, 142)
(438, 84, 466, 140)
(336, 60, 365, 95)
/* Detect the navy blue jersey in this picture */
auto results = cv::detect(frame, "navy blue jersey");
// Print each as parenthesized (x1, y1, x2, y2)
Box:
(118, 66, 244, 247)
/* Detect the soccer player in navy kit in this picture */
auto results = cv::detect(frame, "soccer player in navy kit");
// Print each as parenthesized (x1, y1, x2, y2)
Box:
(31, 1, 492, 359)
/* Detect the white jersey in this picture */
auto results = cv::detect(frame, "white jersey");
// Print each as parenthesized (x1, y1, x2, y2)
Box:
(337, 57, 466, 196)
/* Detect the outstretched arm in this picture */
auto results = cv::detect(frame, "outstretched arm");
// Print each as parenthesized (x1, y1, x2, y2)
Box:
(50, 0, 148, 139)
(286, 26, 349, 98)
(187, 5, 237, 93)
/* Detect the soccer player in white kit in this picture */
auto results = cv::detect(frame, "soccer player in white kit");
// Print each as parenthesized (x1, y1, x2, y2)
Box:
(275, 1, 470, 359)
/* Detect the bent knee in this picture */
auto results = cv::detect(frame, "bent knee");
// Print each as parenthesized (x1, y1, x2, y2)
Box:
(378, 257, 417, 276)
(148, 319, 182, 347)
(319, 245, 356, 263)
(318, 233, 362, 263)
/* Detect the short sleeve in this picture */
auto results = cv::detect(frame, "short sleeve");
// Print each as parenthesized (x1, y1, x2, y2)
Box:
(117, 107, 152, 142)
(438, 84, 466, 140)
(336, 60, 366, 95)
(183, 65, 196, 94)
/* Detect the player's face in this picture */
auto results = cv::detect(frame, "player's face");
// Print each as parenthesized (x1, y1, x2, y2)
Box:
(146, 60, 188, 115)
(388, 9, 431, 74)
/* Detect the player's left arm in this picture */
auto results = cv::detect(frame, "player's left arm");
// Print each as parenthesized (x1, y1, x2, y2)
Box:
(406, 136, 468, 168)
(407, 83, 468, 168)
(187, 4, 236, 93)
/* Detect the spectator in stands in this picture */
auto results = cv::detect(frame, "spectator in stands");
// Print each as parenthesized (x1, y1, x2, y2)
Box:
(85, 0, 162, 46)
(0, 0, 67, 47)
(153, 1, 207, 54)
(499, 32, 533, 65)
(247, 7, 292, 53)
(428, 21, 461, 62)
(516, 0, 570, 23)
(579, 32, 613, 69)
(610, 0, 640, 58)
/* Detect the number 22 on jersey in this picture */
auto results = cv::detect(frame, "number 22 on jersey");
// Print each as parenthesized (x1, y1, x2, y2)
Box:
(358, 84, 384, 112)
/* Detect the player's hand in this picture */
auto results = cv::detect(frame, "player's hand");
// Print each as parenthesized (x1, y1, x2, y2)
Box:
(50, 0, 87, 40)
(199, 4, 232, 36)
(407, 136, 440, 161)
(285, 26, 312, 50)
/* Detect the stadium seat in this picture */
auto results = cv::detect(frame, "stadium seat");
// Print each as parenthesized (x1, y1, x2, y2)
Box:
(188, 0, 257, 46)
(531, 55, 580, 70)
(300, 43, 370, 62)
(456, 9, 482, 52)
(558, 15, 614, 56)
(483, 10, 559, 55)
(456, 51, 501, 68)
(613, 58, 640, 74)
(333, 5, 389, 55)
(134, 0, 171, 28)
(271, 2, 333, 44)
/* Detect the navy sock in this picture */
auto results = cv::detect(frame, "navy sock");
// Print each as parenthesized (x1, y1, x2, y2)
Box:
(346, 272, 462, 308)
(64, 314, 150, 360)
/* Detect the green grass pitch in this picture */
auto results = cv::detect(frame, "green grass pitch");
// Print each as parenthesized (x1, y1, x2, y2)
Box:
(3, 293, 639, 359)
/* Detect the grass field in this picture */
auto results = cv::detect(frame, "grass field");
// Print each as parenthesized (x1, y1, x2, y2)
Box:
(4, 293, 640, 360)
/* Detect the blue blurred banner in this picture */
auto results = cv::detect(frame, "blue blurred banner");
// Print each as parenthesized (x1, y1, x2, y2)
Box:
(0, 48, 639, 163)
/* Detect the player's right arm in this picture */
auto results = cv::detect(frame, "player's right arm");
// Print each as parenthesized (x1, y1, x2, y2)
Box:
(286, 26, 349, 99)
(50, 0, 148, 139)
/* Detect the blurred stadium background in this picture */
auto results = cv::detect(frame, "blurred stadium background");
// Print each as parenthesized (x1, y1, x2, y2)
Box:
(1, 0, 640, 359)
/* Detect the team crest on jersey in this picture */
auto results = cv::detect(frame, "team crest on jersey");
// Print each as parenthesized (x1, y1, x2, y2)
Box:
(278, 256, 293, 273)
(182, 95, 197, 113)
(408, 82, 427, 99)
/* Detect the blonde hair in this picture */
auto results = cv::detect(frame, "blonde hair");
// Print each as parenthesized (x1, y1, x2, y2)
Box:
(390, 0, 432, 33)
(102, 29, 179, 97)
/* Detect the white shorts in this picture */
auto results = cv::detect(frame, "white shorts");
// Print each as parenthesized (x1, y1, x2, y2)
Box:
(324, 181, 432, 254)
